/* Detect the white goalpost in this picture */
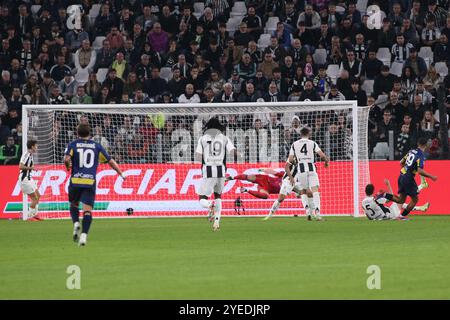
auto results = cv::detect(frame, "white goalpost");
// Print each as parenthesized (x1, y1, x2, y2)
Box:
(20, 101, 370, 220)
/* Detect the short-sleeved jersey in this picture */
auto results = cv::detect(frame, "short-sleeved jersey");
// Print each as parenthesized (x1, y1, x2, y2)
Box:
(400, 148, 425, 177)
(282, 160, 298, 180)
(362, 196, 389, 220)
(196, 133, 236, 178)
(65, 139, 111, 188)
(289, 138, 322, 173)
(19, 152, 33, 181)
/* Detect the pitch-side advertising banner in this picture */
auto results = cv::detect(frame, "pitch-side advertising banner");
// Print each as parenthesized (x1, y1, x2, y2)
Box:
(1, 161, 448, 218)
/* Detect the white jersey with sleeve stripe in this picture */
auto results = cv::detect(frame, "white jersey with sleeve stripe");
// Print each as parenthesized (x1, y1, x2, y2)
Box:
(289, 138, 322, 173)
(196, 133, 236, 178)
(362, 196, 391, 220)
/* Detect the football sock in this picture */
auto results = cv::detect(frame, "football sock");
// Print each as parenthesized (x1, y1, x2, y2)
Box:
(82, 211, 92, 234)
(313, 192, 321, 214)
(70, 205, 80, 223)
(214, 199, 222, 222)
(401, 208, 411, 216)
(300, 194, 309, 215)
(308, 197, 315, 216)
(402, 203, 423, 211)
(248, 190, 268, 199)
(199, 198, 211, 208)
(270, 200, 280, 214)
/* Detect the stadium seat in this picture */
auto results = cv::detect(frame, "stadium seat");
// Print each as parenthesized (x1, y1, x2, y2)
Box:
(160, 67, 173, 82)
(361, 80, 374, 96)
(356, 0, 369, 14)
(75, 68, 89, 85)
(372, 142, 390, 159)
(193, 12, 202, 19)
(232, 2, 247, 13)
(335, 6, 346, 14)
(265, 17, 279, 33)
(193, 2, 205, 14)
(226, 17, 242, 34)
(312, 49, 327, 65)
(89, 4, 101, 23)
(93, 36, 106, 50)
(376, 48, 391, 66)
(31, 5, 41, 18)
(375, 94, 389, 108)
(434, 62, 449, 77)
(390, 61, 404, 77)
(326, 64, 340, 84)
(257, 34, 272, 49)
(96, 68, 109, 83)
(418, 46, 434, 68)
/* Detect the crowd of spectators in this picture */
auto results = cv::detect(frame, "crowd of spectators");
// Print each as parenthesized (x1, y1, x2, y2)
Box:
(1, 0, 450, 165)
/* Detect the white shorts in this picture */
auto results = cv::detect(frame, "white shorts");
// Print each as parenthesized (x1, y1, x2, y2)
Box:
(386, 203, 401, 220)
(20, 179, 37, 195)
(279, 178, 301, 196)
(197, 178, 225, 197)
(298, 172, 320, 190)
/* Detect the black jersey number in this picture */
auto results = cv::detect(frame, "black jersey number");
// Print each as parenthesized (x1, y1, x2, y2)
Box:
(207, 140, 223, 157)
(365, 204, 376, 216)
(300, 143, 308, 155)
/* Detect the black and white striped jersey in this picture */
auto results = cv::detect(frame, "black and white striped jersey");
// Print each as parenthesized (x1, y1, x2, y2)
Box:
(282, 160, 298, 180)
(196, 133, 236, 178)
(19, 152, 33, 181)
(289, 138, 322, 173)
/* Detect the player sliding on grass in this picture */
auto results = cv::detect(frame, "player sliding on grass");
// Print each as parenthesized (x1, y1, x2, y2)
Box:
(19, 139, 42, 221)
(285, 127, 329, 221)
(362, 180, 429, 220)
(196, 117, 238, 232)
(383, 137, 437, 219)
(64, 124, 125, 246)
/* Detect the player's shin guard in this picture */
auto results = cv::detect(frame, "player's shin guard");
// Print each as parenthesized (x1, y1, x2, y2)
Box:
(300, 194, 309, 215)
(70, 205, 80, 223)
(82, 211, 92, 234)
(270, 200, 280, 215)
(199, 198, 211, 208)
(313, 192, 321, 215)
(214, 199, 222, 223)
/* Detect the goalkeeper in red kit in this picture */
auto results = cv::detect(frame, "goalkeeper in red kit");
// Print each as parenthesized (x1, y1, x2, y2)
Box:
(226, 169, 286, 199)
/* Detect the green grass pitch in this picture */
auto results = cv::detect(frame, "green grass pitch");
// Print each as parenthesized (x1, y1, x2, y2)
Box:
(1, 216, 450, 299)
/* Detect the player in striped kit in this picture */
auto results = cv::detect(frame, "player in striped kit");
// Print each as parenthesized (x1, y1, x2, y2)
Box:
(19, 140, 42, 221)
(196, 117, 237, 231)
(285, 127, 330, 221)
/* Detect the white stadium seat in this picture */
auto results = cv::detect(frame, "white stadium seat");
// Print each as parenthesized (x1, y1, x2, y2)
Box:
(232, 2, 247, 13)
(31, 5, 41, 18)
(434, 62, 449, 77)
(312, 49, 327, 65)
(390, 61, 404, 77)
(226, 17, 242, 34)
(193, 2, 205, 14)
(75, 68, 89, 85)
(160, 67, 173, 82)
(376, 48, 391, 67)
(89, 4, 101, 23)
(372, 142, 389, 159)
(418, 46, 434, 68)
(93, 36, 106, 50)
(361, 80, 374, 96)
(265, 17, 279, 33)
(356, 0, 369, 14)
(257, 33, 272, 49)
(326, 64, 340, 84)
(96, 68, 109, 83)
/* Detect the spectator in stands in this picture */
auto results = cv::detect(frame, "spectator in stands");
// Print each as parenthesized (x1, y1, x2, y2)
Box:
(235, 53, 257, 81)
(143, 67, 169, 101)
(94, 85, 113, 104)
(243, 6, 263, 40)
(388, 2, 404, 33)
(339, 50, 362, 79)
(425, 0, 448, 29)
(392, 34, 414, 63)
(327, 35, 344, 65)
(410, 81, 434, 105)
(178, 83, 201, 103)
(123, 72, 142, 97)
(297, 4, 321, 31)
(49, 55, 71, 82)
(224, 38, 243, 66)
(299, 80, 321, 101)
(202, 87, 216, 103)
(0, 91, 7, 117)
(345, 78, 367, 106)
(9, 58, 27, 88)
(48, 85, 68, 104)
(103, 69, 124, 102)
(422, 17, 441, 47)
(287, 38, 308, 64)
(106, 26, 125, 51)
(377, 18, 396, 49)
(339, 17, 358, 44)
(253, 69, 270, 93)
(214, 82, 236, 103)
(352, 33, 368, 62)
(271, 68, 288, 96)
(420, 109, 440, 141)
(59, 70, 78, 100)
(386, 91, 407, 125)
(8, 87, 27, 114)
(94, 40, 115, 72)
(374, 65, 396, 98)
(0, 135, 19, 165)
(238, 82, 260, 102)
(434, 34, 450, 62)
(263, 81, 285, 102)
(71, 85, 92, 104)
(65, 26, 89, 53)
(234, 23, 254, 48)
(361, 49, 383, 80)
(172, 54, 192, 79)
(85, 73, 101, 99)
(273, 22, 292, 49)
(423, 65, 442, 91)
(131, 89, 152, 104)
(121, 39, 140, 68)
(228, 71, 245, 95)
(401, 18, 420, 46)
(205, 0, 230, 23)
(147, 22, 169, 54)
(313, 65, 332, 97)
(94, 3, 116, 37)
(408, 95, 427, 127)
(395, 123, 414, 159)
(0, 117, 10, 144)
(258, 51, 279, 80)
(337, 70, 352, 97)
(110, 52, 130, 81)
(118, 7, 135, 36)
(404, 47, 428, 79)
(74, 40, 96, 75)
(324, 84, 346, 101)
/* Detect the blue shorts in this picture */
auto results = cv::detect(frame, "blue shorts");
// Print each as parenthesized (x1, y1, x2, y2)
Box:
(68, 185, 96, 207)
(398, 174, 418, 197)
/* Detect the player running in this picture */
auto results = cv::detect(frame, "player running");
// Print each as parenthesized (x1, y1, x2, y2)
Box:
(385, 137, 437, 219)
(285, 127, 329, 221)
(196, 117, 237, 232)
(362, 180, 429, 221)
(64, 124, 125, 246)
(19, 140, 42, 221)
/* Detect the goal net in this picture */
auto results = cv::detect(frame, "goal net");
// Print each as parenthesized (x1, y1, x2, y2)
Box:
(18, 101, 369, 219)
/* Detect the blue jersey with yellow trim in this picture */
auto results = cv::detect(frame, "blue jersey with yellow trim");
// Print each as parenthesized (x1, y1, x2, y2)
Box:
(400, 148, 425, 177)
(65, 139, 111, 188)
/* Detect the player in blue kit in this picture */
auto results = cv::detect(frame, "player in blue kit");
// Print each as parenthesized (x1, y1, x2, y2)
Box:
(64, 124, 125, 246)
(385, 137, 437, 219)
